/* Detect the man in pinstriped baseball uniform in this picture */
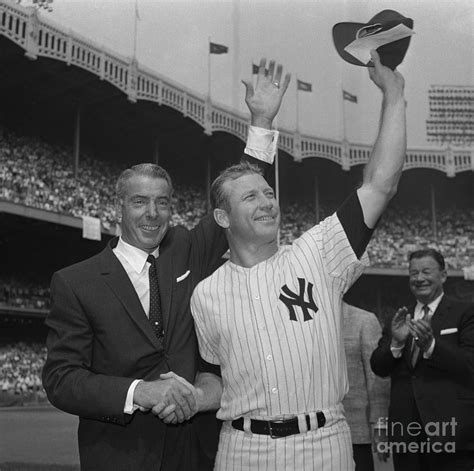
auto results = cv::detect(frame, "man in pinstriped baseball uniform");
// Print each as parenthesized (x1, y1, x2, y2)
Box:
(156, 50, 406, 470)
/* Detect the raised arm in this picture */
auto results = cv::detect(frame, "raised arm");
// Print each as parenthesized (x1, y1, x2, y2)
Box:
(243, 57, 291, 130)
(242, 58, 291, 170)
(357, 50, 406, 228)
(191, 59, 290, 277)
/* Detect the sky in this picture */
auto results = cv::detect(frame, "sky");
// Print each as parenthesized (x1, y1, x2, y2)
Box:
(39, 0, 474, 148)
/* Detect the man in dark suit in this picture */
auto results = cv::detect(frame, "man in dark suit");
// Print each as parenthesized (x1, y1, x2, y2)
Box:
(371, 249, 474, 471)
(42, 59, 290, 471)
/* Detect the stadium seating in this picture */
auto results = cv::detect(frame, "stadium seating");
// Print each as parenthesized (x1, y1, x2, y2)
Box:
(1, 126, 473, 270)
(0, 277, 50, 310)
(0, 342, 46, 400)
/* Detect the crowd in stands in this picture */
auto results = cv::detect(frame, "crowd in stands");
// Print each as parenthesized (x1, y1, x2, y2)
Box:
(0, 341, 46, 399)
(1, 277, 50, 310)
(368, 205, 474, 270)
(1, 126, 473, 270)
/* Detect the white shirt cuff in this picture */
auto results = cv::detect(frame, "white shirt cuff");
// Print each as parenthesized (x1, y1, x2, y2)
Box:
(390, 345, 405, 358)
(124, 379, 142, 414)
(244, 125, 278, 164)
(423, 338, 436, 359)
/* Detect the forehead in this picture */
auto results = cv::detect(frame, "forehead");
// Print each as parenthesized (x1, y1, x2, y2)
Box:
(224, 173, 271, 196)
(124, 174, 171, 198)
(409, 256, 440, 271)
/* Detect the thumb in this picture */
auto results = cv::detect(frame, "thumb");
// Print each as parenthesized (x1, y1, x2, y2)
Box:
(160, 372, 195, 390)
(160, 372, 176, 380)
(370, 49, 381, 66)
(241, 79, 254, 102)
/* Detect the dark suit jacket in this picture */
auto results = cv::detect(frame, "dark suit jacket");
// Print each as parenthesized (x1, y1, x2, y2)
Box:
(42, 212, 228, 471)
(370, 296, 474, 450)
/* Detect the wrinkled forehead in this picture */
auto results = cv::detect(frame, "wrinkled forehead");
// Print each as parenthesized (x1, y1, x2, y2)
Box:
(124, 175, 171, 198)
(409, 256, 441, 271)
(225, 173, 272, 196)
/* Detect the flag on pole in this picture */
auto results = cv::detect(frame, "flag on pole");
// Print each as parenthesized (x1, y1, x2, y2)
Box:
(297, 79, 312, 92)
(343, 90, 358, 103)
(135, 0, 141, 21)
(210, 42, 228, 54)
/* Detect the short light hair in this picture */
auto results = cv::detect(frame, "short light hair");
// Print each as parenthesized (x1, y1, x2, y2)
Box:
(210, 161, 264, 212)
(115, 163, 173, 201)
(409, 249, 445, 271)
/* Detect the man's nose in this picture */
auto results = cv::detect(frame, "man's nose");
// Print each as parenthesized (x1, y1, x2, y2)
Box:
(258, 194, 273, 209)
(146, 202, 157, 218)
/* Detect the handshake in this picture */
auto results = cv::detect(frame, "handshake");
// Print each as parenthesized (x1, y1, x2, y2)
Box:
(133, 371, 203, 424)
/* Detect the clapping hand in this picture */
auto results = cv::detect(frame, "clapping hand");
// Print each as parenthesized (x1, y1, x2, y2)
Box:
(408, 313, 434, 352)
(390, 306, 411, 346)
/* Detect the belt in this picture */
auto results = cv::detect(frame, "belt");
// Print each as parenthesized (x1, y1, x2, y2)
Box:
(231, 411, 326, 439)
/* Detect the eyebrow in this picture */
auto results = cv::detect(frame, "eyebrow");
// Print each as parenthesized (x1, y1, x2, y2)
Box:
(241, 189, 256, 199)
(130, 194, 169, 201)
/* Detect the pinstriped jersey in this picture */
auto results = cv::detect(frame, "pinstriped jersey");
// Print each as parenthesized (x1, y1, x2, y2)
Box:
(191, 211, 369, 422)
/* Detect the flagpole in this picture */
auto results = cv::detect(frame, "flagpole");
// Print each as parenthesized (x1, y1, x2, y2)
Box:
(274, 115, 280, 246)
(341, 87, 347, 142)
(207, 36, 212, 101)
(295, 75, 300, 132)
(132, 0, 139, 60)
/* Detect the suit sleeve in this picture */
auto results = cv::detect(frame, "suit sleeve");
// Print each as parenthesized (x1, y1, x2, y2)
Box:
(361, 314, 390, 424)
(42, 272, 133, 424)
(426, 303, 474, 384)
(370, 318, 402, 378)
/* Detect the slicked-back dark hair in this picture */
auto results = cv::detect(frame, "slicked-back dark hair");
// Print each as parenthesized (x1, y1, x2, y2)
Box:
(409, 249, 445, 270)
(115, 163, 173, 201)
(210, 161, 264, 212)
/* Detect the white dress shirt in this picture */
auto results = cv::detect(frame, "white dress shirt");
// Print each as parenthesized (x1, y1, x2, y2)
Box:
(113, 238, 159, 413)
(113, 237, 159, 317)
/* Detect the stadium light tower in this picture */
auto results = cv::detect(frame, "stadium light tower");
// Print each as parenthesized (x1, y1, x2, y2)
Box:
(16, 0, 53, 12)
(426, 85, 474, 147)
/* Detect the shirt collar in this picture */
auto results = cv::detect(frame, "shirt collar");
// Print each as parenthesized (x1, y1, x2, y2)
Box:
(115, 237, 159, 274)
(416, 292, 444, 314)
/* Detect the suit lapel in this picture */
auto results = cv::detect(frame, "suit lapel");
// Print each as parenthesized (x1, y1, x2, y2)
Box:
(156, 250, 173, 335)
(98, 240, 163, 350)
(430, 295, 451, 336)
(407, 297, 451, 369)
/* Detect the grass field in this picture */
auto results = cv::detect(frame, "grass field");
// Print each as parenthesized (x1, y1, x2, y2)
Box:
(0, 406, 79, 471)
(0, 406, 394, 471)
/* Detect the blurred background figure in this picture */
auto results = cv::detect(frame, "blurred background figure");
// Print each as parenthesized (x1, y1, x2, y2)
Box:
(342, 301, 390, 471)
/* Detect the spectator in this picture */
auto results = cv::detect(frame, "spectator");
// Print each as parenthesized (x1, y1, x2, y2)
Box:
(342, 302, 390, 471)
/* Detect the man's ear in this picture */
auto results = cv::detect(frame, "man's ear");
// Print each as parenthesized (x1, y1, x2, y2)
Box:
(441, 269, 448, 285)
(214, 208, 229, 229)
(115, 197, 122, 222)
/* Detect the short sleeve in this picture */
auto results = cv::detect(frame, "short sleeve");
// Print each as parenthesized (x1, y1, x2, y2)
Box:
(293, 212, 369, 293)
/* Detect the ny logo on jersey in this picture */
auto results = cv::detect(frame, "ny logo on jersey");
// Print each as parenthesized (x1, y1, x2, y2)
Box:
(279, 278, 318, 322)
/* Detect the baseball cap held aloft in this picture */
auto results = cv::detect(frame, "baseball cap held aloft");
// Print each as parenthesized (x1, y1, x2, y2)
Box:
(332, 10, 414, 70)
